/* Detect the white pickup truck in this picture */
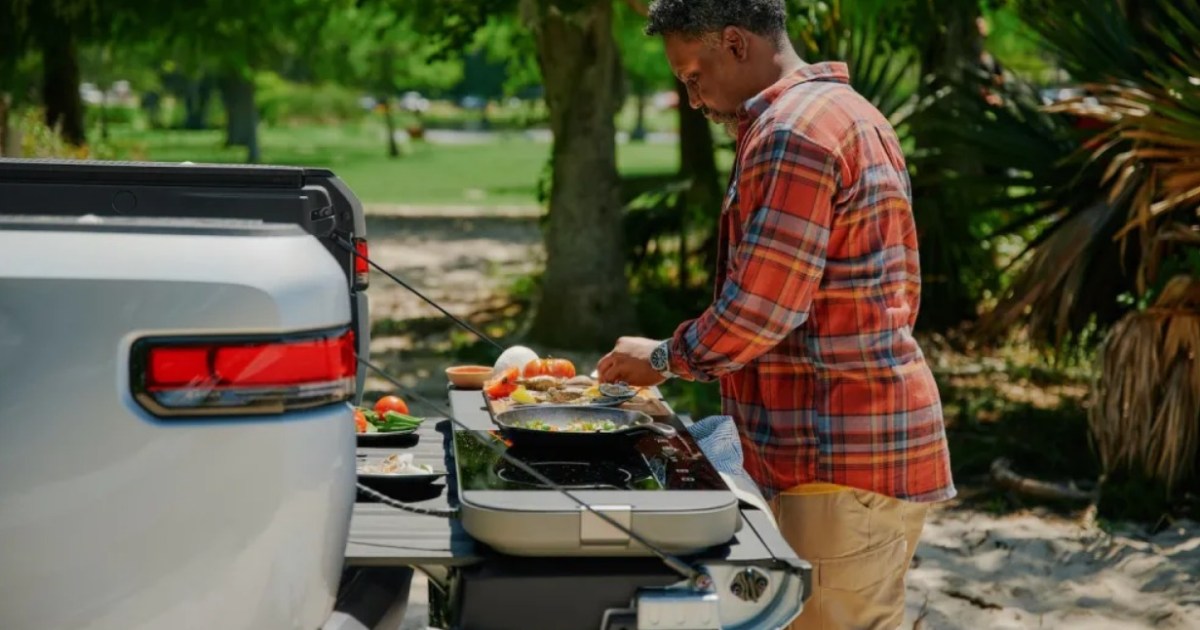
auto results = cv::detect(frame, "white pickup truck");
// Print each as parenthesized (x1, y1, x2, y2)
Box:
(0, 158, 371, 629)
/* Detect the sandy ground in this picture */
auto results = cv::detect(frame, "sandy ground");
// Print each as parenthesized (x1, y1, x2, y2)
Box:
(905, 508, 1200, 629)
(361, 207, 1200, 629)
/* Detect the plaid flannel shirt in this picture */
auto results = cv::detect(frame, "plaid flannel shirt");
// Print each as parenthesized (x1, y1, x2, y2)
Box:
(667, 62, 955, 502)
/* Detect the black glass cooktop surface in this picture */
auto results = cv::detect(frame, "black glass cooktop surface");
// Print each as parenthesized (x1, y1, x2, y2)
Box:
(453, 426, 728, 492)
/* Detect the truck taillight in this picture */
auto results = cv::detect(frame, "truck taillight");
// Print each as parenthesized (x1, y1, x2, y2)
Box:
(353, 237, 369, 290)
(131, 327, 356, 417)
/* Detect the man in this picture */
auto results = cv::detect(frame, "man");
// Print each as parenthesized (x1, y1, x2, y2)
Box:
(596, 1, 955, 628)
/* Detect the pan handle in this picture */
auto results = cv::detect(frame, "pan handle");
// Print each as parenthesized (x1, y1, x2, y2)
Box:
(639, 421, 677, 437)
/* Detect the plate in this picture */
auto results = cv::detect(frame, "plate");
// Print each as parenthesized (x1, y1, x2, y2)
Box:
(356, 453, 446, 500)
(357, 471, 446, 485)
(356, 471, 447, 503)
(355, 427, 420, 447)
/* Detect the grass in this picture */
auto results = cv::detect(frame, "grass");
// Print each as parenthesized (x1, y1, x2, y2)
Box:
(102, 122, 681, 206)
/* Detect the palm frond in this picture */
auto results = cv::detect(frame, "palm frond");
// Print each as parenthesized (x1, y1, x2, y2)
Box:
(1090, 275, 1200, 491)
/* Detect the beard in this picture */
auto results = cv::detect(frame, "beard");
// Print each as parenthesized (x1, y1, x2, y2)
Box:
(701, 108, 740, 138)
(701, 106, 739, 125)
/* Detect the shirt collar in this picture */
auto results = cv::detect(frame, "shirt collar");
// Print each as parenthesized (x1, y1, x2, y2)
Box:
(738, 61, 851, 123)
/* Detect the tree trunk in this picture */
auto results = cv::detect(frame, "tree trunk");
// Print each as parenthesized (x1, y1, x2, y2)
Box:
(676, 80, 720, 208)
(183, 77, 213, 130)
(676, 79, 723, 276)
(631, 77, 647, 142)
(219, 74, 260, 163)
(99, 90, 108, 141)
(909, 0, 985, 330)
(40, 32, 86, 147)
(524, 0, 637, 350)
(381, 97, 400, 158)
(0, 92, 10, 157)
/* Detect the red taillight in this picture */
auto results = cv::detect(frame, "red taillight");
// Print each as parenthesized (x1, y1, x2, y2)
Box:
(353, 237, 369, 290)
(133, 328, 356, 417)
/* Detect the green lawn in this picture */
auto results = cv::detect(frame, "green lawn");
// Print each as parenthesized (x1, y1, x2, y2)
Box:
(104, 123, 681, 206)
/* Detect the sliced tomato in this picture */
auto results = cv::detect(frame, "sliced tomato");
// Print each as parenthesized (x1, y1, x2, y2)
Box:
(485, 367, 520, 399)
(354, 408, 369, 433)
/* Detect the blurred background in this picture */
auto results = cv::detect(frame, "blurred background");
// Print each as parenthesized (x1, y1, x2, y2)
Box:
(2, 0, 1198, 568)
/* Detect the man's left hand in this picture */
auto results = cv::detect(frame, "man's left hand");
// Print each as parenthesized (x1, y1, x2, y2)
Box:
(596, 336, 666, 387)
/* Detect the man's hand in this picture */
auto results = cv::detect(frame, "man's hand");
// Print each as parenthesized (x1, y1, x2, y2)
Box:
(596, 336, 666, 387)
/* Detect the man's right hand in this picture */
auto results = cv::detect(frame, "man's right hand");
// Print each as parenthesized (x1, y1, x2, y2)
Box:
(595, 336, 668, 387)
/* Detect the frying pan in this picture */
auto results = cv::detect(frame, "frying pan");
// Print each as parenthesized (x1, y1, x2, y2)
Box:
(493, 405, 676, 448)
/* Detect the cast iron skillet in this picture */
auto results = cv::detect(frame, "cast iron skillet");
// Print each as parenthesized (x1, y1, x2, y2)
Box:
(493, 405, 676, 448)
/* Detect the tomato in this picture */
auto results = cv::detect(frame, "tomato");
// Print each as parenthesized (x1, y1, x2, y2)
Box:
(522, 358, 576, 379)
(374, 395, 409, 416)
(546, 358, 576, 379)
(354, 408, 369, 433)
(485, 367, 520, 399)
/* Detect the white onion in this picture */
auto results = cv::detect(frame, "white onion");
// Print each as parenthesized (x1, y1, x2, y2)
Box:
(493, 345, 539, 374)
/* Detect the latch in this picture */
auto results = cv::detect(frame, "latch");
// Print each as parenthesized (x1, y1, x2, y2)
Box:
(579, 505, 632, 545)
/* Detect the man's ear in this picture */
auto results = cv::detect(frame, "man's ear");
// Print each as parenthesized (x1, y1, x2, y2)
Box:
(722, 26, 749, 61)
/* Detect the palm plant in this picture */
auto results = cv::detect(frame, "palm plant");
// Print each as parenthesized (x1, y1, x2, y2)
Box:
(946, 0, 1200, 491)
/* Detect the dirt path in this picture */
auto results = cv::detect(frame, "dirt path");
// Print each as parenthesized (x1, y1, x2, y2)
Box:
(361, 211, 545, 401)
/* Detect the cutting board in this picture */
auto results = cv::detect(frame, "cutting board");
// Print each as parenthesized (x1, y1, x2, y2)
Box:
(484, 386, 673, 418)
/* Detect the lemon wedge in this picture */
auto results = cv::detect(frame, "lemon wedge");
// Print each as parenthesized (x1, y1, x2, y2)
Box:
(510, 385, 537, 405)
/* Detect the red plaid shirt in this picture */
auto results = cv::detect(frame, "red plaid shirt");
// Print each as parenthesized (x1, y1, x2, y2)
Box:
(668, 63, 955, 502)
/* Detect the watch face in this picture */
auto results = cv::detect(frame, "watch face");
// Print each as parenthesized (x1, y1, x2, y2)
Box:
(651, 344, 668, 371)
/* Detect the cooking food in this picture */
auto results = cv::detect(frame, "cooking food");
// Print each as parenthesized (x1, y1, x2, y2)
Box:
(512, 419, 619, 433)
(358, 453, 433, 475)
(354, 402, 423, 434)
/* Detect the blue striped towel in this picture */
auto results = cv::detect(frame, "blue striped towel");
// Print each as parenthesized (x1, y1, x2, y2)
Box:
(686, 415, 773, 502)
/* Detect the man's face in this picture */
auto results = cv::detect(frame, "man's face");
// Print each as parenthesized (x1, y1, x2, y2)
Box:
(663, 29, 748, 125)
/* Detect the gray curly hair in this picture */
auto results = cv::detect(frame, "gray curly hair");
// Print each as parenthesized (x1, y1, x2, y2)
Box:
(645, 0, 788, 39)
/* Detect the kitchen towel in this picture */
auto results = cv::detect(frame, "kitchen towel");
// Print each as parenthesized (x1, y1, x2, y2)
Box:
(686, 415, 776, 523)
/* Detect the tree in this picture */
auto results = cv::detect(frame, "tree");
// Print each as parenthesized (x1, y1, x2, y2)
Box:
(397, 0, 638, 349)
(316, 6, 464, 157)
(133, 0, 349, 162)
(521, 0, 638, 349)
(613, 0, 673, 142)
(0, 0, 105, 147)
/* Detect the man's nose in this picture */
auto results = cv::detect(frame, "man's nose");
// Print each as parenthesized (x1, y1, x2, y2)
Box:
(685, 84, 703, 110)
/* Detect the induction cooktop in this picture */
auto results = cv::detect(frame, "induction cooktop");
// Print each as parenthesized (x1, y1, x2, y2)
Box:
(451, 418, 741, 558)
(455, 425, 727, 492)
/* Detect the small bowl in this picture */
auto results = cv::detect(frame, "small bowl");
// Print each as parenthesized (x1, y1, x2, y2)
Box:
(446, 365, 493, 389)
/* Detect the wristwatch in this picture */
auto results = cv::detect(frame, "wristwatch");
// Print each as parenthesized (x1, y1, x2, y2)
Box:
(649, 339, 673, 379)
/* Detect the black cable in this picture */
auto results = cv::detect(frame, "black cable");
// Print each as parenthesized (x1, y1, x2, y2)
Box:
(354, 482, 458, 518)
(332, 232, 505, 353)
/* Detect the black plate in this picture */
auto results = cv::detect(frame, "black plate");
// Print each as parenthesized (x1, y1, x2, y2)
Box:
(356, 455, 446, 502)
(355, 429, 420, 448)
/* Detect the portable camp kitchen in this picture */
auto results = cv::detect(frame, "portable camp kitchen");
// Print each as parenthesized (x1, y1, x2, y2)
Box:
(331, 387, 813, 630)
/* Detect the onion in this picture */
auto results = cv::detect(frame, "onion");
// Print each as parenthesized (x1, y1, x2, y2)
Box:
(493, 345, 539, 374)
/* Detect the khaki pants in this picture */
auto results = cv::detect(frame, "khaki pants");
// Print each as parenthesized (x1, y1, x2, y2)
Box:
(770, 489, 928, 630)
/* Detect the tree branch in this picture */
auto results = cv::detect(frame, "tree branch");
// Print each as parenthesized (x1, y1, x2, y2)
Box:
(624, 0, 648, 18)
(990, 458, 1098, 502)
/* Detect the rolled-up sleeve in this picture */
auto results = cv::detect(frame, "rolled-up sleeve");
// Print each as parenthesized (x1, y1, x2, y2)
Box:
(668, 127, 838, 381)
